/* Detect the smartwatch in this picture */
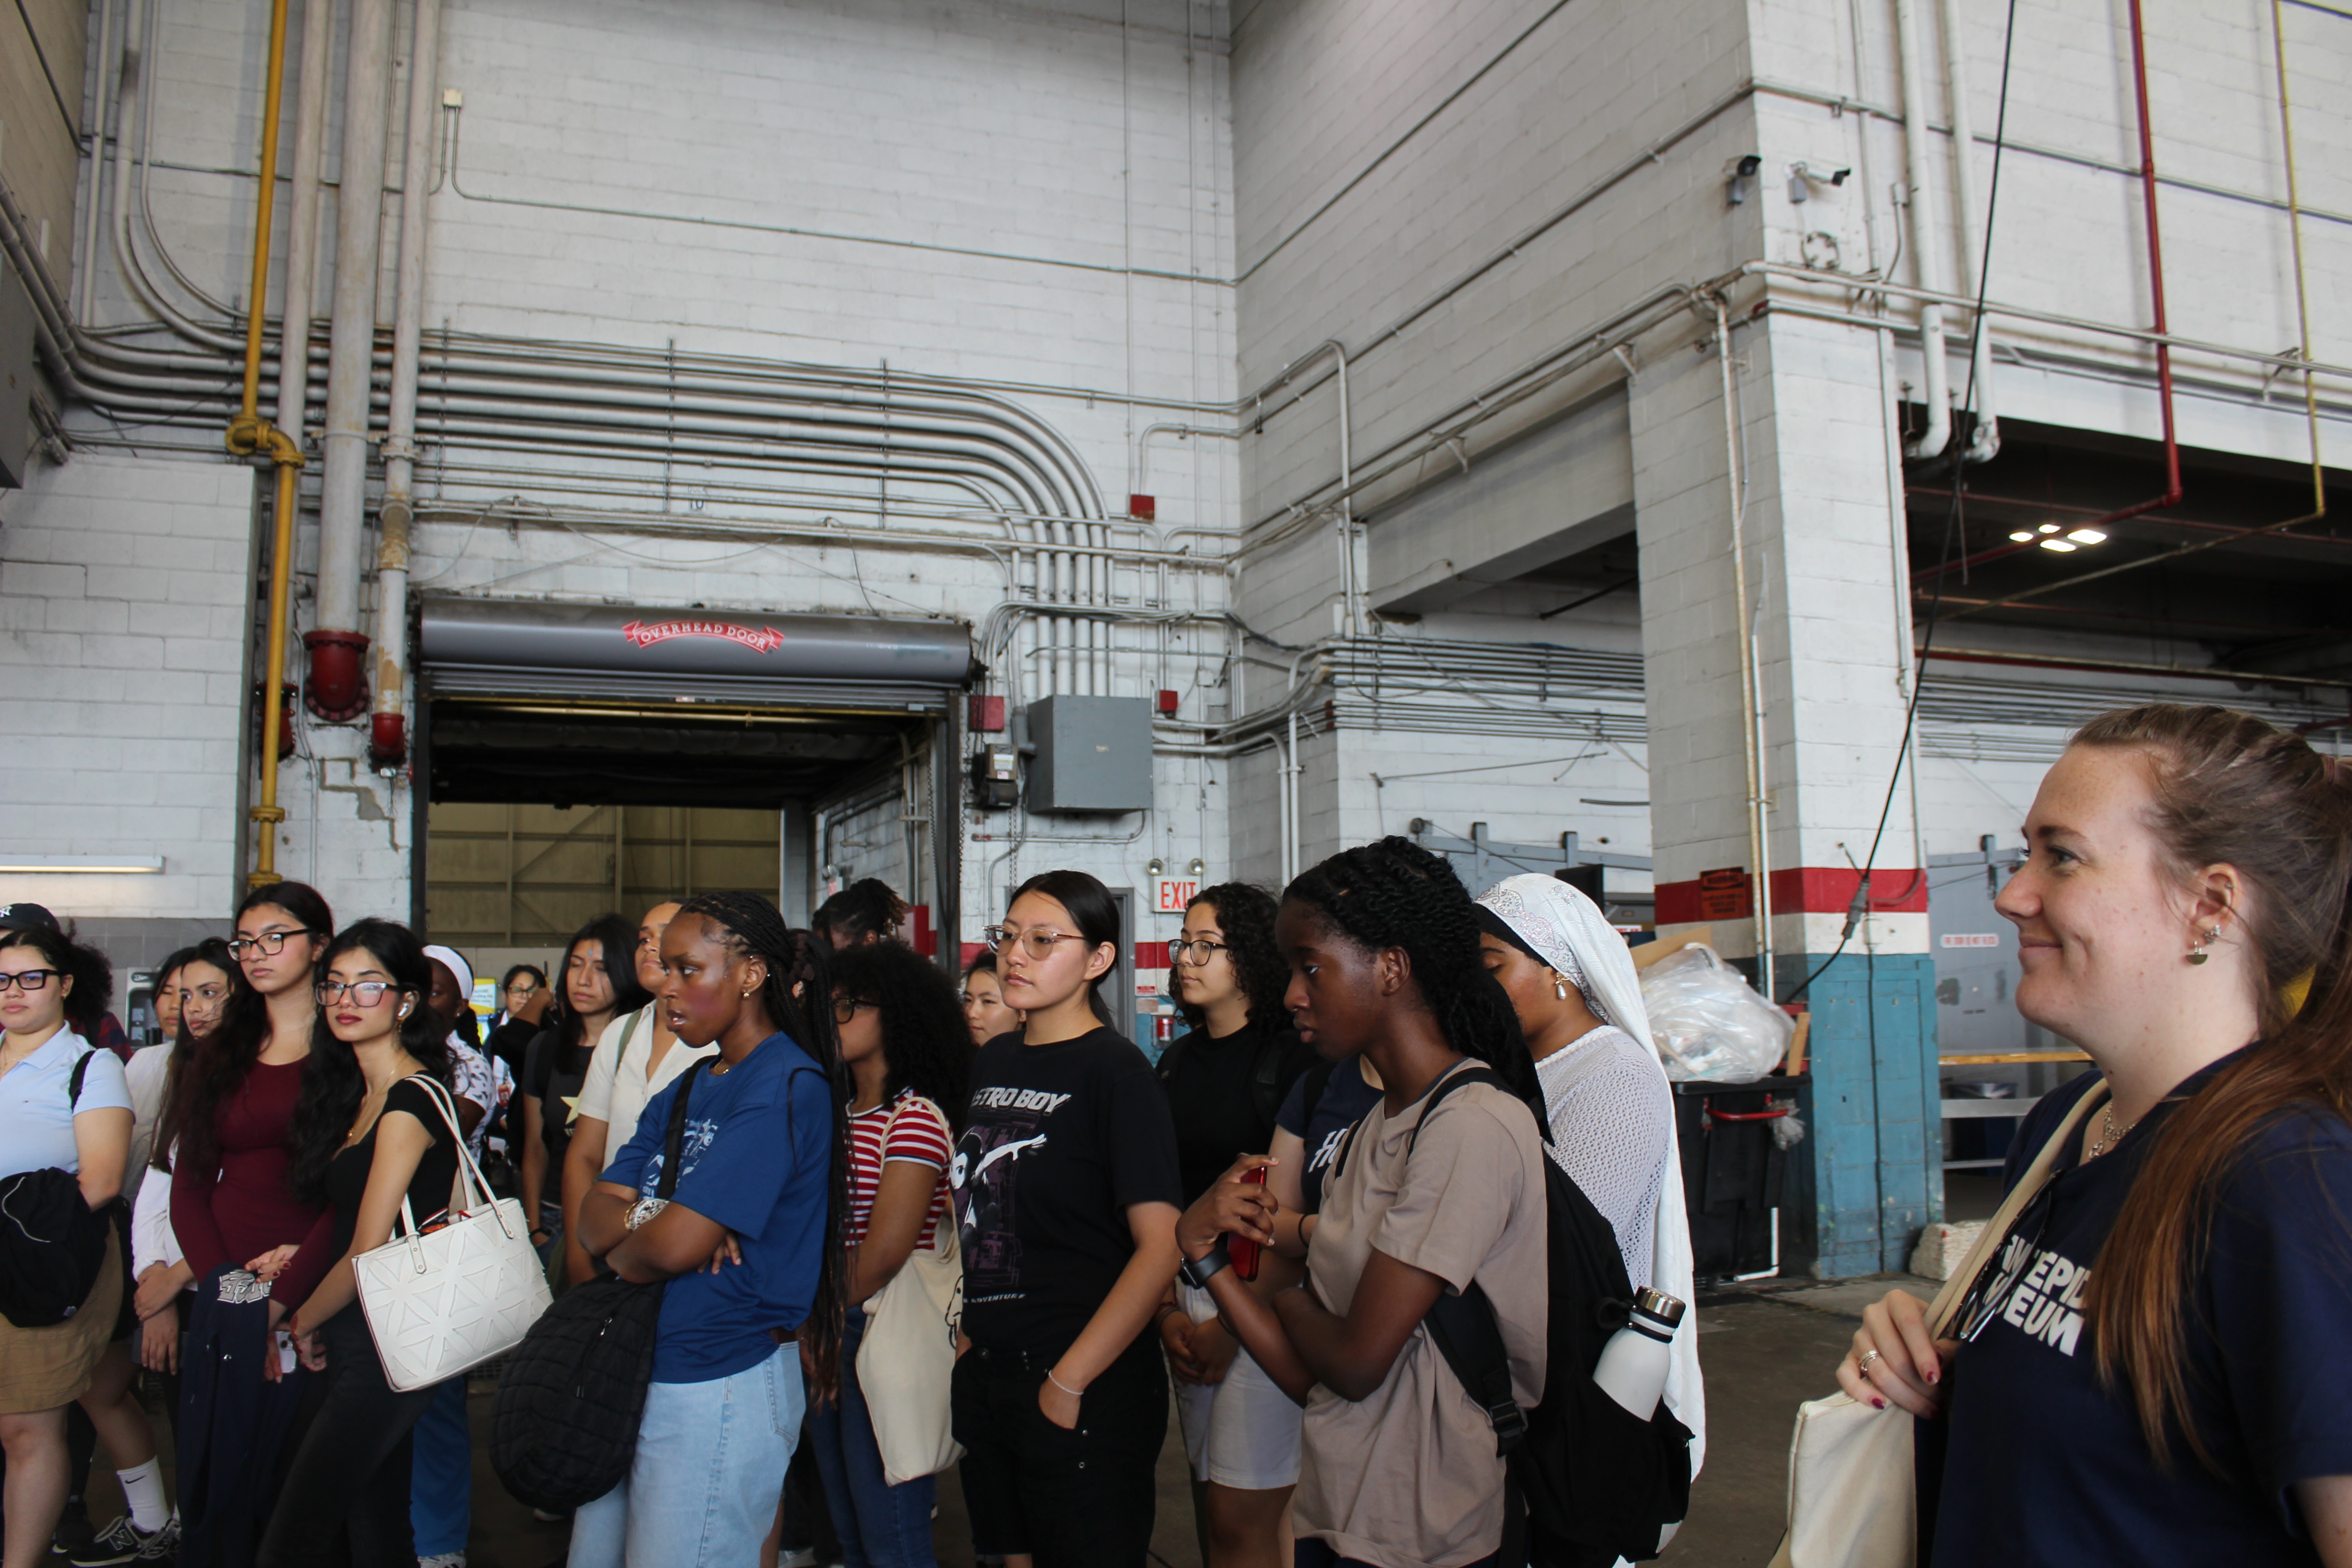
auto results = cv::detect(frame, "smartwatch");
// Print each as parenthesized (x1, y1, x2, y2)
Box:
(1177, 1239, 1231, 1291)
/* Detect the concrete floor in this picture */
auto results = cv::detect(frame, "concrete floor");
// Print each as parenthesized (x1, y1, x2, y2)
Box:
(83, 1272, 1941, 1567)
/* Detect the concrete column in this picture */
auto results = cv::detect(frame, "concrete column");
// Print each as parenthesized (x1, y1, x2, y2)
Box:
(1634, 304, 1937, 1279)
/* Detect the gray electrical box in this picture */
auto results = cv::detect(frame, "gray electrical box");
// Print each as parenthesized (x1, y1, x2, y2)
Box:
(1027, 695, 1153, 813)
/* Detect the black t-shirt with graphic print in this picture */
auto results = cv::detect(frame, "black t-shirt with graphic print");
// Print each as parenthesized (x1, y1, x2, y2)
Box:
(950, 1024, 1182, 1354)
(1274, 1053, 1384, 1214)
(1931, 1048, 2352, 1566)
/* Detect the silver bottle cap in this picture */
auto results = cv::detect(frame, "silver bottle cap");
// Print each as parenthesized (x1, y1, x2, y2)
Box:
(1633, 1288, 1687, 1328)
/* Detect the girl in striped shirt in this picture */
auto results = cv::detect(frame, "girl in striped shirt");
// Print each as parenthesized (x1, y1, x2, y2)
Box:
(811, 941, 972, 1568)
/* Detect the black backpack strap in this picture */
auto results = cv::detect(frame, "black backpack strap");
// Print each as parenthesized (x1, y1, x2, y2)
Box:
(1426, 1282, 1528, 1457)
(67, 1049, 92, 1110)
(653, 1063, 701, 1200)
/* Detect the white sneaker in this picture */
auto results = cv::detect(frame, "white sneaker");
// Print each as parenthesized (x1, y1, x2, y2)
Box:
(777, 1552, 819, 1568)
(417, 1554, 467, 1568)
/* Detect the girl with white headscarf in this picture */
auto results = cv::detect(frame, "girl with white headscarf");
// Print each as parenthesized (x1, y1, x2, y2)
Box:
(1473, 873, 1706, 1478)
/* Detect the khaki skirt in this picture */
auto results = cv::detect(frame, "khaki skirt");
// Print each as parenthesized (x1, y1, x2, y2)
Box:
(0, 1228, 123, 1413)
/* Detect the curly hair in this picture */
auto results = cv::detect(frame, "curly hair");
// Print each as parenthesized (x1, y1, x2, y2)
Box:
(0, 921, 115, 1038)
(286, 920, 455, 1205)
(832, 941, 972, 1133)
(1174, 882, 1291, 1034)
(1284, 837, 1538, 1106)
(813, 878, 911, 949)
(676, 891, 851, 1400)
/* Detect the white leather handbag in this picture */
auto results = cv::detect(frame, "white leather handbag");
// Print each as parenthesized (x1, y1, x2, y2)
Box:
(856, 1099, 966, 1486)
(1770, 1079, 2108, 1568)
(353, 1073, 553, 1393)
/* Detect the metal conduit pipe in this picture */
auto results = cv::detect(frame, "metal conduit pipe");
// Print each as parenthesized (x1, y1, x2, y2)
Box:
(370, 0, 441, 770)
(1892, 0, 1953, 460)
(310, 0, 396, 721)
(1133, 422, 1242, 508)
(272, 0, 332, 446)
(79, 0, 119, 328)
(1715, 293, 1772, 978)
(1938, 0, 1998, 461)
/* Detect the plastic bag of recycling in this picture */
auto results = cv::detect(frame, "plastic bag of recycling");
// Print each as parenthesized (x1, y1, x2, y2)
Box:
(1638, 942, 1793, 1083)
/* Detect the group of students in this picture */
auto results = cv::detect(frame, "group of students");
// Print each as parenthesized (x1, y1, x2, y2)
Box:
(14, 699, 2352, 1568)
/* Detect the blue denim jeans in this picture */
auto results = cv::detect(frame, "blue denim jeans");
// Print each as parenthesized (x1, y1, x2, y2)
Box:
(568, 1343, 804, 1568)
(808, 1308, 938, 1568)
(408, 1375, 472, 1555)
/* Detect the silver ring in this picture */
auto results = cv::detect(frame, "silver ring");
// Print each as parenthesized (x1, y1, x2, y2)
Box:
(1857, 1348, 1883, 1378)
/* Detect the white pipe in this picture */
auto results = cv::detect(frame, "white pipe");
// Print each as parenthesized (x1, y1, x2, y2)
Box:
(1279, 715, 1297, 886)
(1938, 0, 1998, 461)
(272, 0, 332, 442)
(1713, 295, 1773, 983)
(374, 0, 441, 739)
(316, 0, 397, 637)
(1891, 0, 1951, 460)
(78, 0, 118, 326)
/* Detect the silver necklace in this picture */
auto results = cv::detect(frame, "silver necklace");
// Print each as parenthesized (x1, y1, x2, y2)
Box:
(2086, 1102, 2140, 1160)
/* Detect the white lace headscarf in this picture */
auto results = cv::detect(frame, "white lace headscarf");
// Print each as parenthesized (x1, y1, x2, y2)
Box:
(1475, 873, 1706, 1478)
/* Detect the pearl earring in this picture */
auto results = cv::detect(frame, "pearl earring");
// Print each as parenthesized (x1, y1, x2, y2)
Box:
(1552, 971, 1569, 1001)
(2188, 926, 2222, 965)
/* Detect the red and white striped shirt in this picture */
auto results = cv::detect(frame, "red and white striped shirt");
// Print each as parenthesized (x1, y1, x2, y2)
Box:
(845, 1090, 953, 1250)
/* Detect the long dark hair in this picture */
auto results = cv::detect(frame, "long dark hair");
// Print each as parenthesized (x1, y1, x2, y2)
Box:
(152, 937, 240, 1172)
(2067, 706, 2352, 1468)
(675, 892, 851, 1398)
(285, 920, 455, 1205)
(553, 913, 652, 1050)
(0, 922, 115, 1039)
(813, 878, 910, 947)
(832, 941, 971, 1133)
(1175, 882, 1290, 1034)
(1008, 868, 1120, 1026)
(175, 882, 334, 1174)
(1284, 837, 1539, 1106)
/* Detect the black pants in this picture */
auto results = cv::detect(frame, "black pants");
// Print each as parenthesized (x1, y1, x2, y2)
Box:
(951, 1337, 1166, 1568)
(255, 1310, 438, 1568)
(177, 1264, 306, 1568)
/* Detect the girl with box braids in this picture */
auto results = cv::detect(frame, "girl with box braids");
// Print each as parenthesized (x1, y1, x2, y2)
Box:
(1284, 836, 1539, 1107)
(675, 891, 851, 1398)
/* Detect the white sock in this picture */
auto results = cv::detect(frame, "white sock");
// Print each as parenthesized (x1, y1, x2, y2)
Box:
(116, 1458, 167, 1533)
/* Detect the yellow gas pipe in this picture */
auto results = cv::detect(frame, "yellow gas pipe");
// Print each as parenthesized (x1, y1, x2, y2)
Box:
(224, 0, 302, 889)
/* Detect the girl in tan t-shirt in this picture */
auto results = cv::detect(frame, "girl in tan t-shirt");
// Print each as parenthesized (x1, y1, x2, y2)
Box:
(1174, 838, 1550, 1568)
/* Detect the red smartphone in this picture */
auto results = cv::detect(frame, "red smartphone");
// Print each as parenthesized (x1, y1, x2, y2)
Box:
(1228, 1166, 1270, 1282)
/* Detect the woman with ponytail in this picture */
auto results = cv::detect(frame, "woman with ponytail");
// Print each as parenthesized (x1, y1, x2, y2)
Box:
(1840, 704, 2352, 1565)
(948, 869, 1184, 1568)
(572, 893, 843, 1568)
(1176, 838, 1548, 1568)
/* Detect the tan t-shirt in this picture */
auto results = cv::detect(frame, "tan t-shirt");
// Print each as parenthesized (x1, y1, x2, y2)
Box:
(1295, 1065, 1549, 1568)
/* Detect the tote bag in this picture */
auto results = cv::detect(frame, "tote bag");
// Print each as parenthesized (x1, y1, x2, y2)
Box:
(1770, 1078, 2108, 1568)
(856, 1097, 965, 1486)
(353, 1073, 554, 1392)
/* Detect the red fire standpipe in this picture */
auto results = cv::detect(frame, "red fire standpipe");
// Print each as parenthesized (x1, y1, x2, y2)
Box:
(301, 628, 371, 720)
(369, 711, 407, 771)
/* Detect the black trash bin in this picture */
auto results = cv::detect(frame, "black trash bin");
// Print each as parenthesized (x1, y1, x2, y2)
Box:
(1673, 1073, 1808, 1283)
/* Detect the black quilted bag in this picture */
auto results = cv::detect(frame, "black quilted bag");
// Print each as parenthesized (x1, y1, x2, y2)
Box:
(490, 1062, 702, 1511)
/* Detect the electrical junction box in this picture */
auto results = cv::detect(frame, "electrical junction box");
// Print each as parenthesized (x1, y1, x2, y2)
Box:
(1027, 695, 1153, 813)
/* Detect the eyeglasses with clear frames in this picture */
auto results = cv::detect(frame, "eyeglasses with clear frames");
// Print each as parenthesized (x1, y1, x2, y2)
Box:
(315, 979, 402, 1007)
(983, 926, 1090, 959)
(1169, 938, 1230, 965)
(228, 930, 316, 960)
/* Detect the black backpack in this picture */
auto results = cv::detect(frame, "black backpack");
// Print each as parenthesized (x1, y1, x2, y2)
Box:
(1154, 1024, 1302, 1135)
(0, 1052, 119, 1328)
(490, 1060, 703, 1511)
(1340, 1064, 1692, 1568)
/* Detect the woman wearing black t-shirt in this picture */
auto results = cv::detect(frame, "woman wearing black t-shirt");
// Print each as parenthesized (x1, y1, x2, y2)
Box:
(251, 920, 461, 1568)
(949, 870, 1184, 1568)
(1840, 706, 2352, 1566)
(520, 915, 647, 1268)
(1153, 883, 1313, 1568)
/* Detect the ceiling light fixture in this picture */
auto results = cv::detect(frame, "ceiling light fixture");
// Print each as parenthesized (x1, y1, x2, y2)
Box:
(2067, 528, 2107, 544)
(2039, 539, 2078, 553)
(0, 855, 164, 873)
(2037, 523, 2062, 534)
(2009, 531, 2034, 542)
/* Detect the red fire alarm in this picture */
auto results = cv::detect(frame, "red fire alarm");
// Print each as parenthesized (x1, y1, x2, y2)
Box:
(1129, 494, 1157, 521)
(970, 694, 1007, 733)
(1156, 689, 1179, 715)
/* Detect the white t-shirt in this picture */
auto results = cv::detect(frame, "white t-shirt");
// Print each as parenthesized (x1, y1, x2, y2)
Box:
(123, 1042, 173, 1212)
(446, 1034, 494, 1159)
(132, 1137, 186, 1277)
(0, 1029, 133, 1181)
(575, 1001, 717, 1154)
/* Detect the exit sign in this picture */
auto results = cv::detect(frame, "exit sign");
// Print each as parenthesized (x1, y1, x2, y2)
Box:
(1156, 877, 1199, 913)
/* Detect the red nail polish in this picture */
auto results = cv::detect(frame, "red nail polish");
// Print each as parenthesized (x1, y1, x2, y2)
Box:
(1872, 1398, 1886, 1411)
(1926, 1369, 1939, 1384)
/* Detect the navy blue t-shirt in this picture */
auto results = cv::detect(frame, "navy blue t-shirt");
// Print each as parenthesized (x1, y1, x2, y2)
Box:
(1933, 1051, 2352, 1565)
(1273, 1054, 1384, 1214)
(604, 1033, 833, 1384)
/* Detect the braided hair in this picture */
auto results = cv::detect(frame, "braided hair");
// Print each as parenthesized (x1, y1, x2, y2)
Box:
(1284, 837, 1539, 1107)
(1175, 882, 1291, 1034)
(675, 892, 851, 1399)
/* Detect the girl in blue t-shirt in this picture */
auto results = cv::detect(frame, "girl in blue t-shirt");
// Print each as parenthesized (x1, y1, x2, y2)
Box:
(573, 892, 844, 1568)
(1841, 705, 2352, 1566)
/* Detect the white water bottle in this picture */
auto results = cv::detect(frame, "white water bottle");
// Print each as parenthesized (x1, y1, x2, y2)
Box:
(1592, 1287, 1684, 1421)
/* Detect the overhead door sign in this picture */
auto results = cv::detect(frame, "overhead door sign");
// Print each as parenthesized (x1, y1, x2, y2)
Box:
(621, 618, 787, 655)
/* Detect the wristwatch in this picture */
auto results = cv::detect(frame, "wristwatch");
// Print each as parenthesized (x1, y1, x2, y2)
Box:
(1177, 1239, 1231, 1290)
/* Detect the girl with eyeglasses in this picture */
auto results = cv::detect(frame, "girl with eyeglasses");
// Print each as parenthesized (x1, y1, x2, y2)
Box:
(0, 920, 177, 1568)
(1837, 706, 2352, 1566)
(165, 880, 333, 1568)
(248, 920, 461, 1567)
(948, 871, 1184, 1568)
(804, 940, 971, 1568)
(1151, 884, 1315, 1568)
